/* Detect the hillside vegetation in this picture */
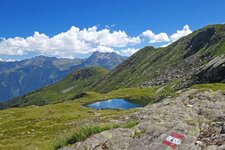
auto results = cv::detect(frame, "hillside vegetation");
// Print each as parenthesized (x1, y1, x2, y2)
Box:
(3, 24, 225, 109)
(1, 24, 225, 150)
(93, 24, 225, 92)
(0, 52, 125, 101)
(1, 67, 108, 109)
(0, 85, 176, 150)
(1, 83, 224, 150)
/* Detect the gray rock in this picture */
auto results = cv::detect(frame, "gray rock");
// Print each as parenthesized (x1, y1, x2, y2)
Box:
(207, 145, 218, 150)
(218, 145, 225, 150)
(61, 89, 225, 150)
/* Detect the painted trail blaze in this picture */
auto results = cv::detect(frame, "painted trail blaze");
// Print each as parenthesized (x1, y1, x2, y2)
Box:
(163, 132, 184, 149)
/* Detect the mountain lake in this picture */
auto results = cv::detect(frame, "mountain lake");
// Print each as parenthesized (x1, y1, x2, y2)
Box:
(85, 98, 148, 110)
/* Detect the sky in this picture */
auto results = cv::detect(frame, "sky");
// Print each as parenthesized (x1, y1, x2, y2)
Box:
(0, 0, 224, 61)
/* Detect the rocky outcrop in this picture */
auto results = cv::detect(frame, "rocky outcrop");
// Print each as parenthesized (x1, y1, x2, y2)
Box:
(184, 27, 215, 58)
(61, 89, 225, 150)
(193, 55, 225, 84)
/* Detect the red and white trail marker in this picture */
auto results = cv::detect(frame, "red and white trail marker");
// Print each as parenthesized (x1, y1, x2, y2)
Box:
(163, 132, 184, 149)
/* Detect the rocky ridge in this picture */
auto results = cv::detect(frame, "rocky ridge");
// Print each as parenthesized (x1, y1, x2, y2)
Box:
(93, 24, 225, 93)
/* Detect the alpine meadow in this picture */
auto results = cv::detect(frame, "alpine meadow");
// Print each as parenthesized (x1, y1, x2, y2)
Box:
(0, 1, 225, 150)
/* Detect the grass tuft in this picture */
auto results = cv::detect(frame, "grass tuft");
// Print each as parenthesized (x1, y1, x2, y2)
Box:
(54, 120, 138, 149)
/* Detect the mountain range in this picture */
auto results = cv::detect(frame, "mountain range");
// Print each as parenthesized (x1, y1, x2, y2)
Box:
(1, 24, 225, 150)
(0, 51, 126, 101)
(2, 24, 225, 109)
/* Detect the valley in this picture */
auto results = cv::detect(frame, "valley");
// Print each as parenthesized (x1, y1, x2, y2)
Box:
(0, 85, 172, 150)
(0, 83, 224, 150)
(0, 52, 126, 102)
(0, 24, 225, 150)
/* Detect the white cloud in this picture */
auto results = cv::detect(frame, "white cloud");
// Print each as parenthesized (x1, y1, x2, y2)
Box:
(0, 26, 141, 58)
(170, 25, 192, 42)
(142, 30, 170, 43)
(0, 58, 16, 62)
(142, 25, 192, 45)
(5, 59, 16, 62)
(116, 48, 139, 56)
(160, 25, 192, 48)
(93, 45, 114, 53)
(0, 24, 193, 58)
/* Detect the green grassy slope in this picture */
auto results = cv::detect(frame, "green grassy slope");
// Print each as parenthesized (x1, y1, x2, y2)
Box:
(0, 84, 176, 150)
(1, 67, 109, 108)
(93, 24, 225, 93)
(0, 99, 134, 150)
(0, 83, 225, 150)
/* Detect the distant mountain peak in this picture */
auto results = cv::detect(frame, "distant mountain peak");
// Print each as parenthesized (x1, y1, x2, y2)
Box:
(31, 55, 57, 61)
(0, 51, 126, 101)
(34, 55, 48, 58)
(77, 51, 127, 70)
(92, 51, 102, 54)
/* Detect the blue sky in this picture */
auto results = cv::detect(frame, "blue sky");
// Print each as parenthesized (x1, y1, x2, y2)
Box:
(0, 0, 224, 61)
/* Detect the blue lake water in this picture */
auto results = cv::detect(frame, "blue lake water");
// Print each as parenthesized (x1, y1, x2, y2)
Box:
(86, 98, 145, 110)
